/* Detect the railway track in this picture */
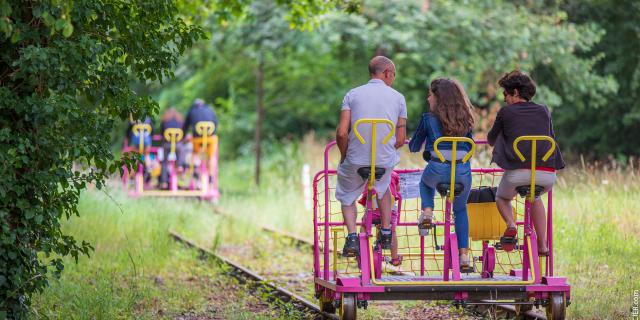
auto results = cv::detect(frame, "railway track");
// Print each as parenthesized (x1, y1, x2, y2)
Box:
(170, 230, 338, 320)
(210, 207, 547, 319)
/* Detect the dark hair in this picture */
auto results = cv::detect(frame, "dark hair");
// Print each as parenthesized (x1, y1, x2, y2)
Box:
(498, 70, 536, 101)
(430, 78, 475, 136)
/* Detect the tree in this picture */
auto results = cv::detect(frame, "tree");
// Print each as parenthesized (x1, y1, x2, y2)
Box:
(0, 1, 203, 317)
(154, 0, 616, 161)
(0, 0, 360, 316)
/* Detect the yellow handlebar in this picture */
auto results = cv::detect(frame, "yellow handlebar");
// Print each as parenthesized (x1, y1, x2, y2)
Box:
(353, 119, 395, 145)
(132, 123, 152, 154)
(195, 121, 216, 155)
(513, 136, 556, 162)
(433, 137, 476, 164)
(512, 135, 556, 202)
(432, 137, 476, 203)
(195, 121, 215, 137)
(164, 128, 184, 158)
(353, 119, 396, 190)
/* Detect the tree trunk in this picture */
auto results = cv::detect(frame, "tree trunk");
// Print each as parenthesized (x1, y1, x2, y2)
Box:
(254, 54, 264, 186)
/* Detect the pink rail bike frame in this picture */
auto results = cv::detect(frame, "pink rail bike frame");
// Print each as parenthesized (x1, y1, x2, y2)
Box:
(313, 139, 555, 283)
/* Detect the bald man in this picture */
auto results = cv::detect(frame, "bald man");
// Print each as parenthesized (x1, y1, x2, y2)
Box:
(335, 56, 407, 257)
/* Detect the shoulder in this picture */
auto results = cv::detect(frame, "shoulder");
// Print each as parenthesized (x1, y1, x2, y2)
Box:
(349, 83, 370, 94)
(386, 86, 406, 101)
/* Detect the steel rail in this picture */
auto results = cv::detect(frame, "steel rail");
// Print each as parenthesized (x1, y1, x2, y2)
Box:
(169, 230, 338, 320)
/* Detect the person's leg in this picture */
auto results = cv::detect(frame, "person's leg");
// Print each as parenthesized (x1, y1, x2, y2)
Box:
(419, 179, 435, 217)
(159, 143, 171, 188)
(453, 164, 471, 265)
(496, 172, 518, 229)
(532, 198, 548, 253)
(419, 165, 436, 227)
(335, 163, 365, 234)
(531, 171, 556, 254)
(391, 232, 398, 259)
(496, 196, 516, 228)
(378, 189, 392, 229)
(342, 203, 358, 234)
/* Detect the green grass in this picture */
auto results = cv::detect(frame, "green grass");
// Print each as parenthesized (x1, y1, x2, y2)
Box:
(30, 191, 287, 320)
(31, 140, 639, 319)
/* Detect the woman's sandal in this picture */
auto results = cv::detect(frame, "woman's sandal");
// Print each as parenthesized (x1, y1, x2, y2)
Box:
(389, 255, 403, 267)
(418, 211, 433, 230)
(500, 226, 518, 252)
(459, 254, 474, 273)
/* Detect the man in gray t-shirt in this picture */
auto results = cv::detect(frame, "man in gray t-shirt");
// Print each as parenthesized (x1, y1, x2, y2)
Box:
(335, 56, 408, 257)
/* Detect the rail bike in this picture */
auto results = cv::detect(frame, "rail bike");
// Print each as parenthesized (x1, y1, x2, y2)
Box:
(312, 119, 570, 319)
(121, 121, 219, 201)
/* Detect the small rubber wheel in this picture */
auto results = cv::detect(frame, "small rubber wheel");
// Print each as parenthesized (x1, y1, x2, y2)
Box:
(339, 293, 357, 320)
(546, 292, 567, 320)
(319, 295, 336, 314)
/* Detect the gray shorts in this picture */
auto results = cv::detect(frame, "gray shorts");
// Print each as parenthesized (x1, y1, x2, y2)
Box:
(496, 169, 556, 200)
(335, 162, 392, 206)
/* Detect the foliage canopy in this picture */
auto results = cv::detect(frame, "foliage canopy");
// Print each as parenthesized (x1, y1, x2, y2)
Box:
(156, 0, 621, 159)
(0, 1, 203, 317)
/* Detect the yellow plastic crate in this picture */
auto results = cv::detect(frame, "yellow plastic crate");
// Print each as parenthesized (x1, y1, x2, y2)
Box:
(467, 202, 510, 241)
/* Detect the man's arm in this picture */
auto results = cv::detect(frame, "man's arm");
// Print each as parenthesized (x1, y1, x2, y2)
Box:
(336, 110, 351, 163)
(487, 108, 503, 146)
(394, 117, 407, 149)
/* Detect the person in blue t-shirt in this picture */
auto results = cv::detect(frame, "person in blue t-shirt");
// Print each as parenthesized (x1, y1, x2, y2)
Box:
(182, 99, 219, 181)
(408, 78, 475, 270)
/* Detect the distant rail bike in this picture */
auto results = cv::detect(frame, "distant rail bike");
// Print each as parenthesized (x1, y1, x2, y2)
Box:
(121, 121, 220, 201)
(312, 119, 570, 320)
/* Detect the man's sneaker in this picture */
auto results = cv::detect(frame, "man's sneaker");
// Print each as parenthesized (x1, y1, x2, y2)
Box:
(342, 234, 360, 257)
(378, 230, 392, 250)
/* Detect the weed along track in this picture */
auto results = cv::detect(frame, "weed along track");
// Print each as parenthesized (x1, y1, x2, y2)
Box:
(170, 230, 338, 319)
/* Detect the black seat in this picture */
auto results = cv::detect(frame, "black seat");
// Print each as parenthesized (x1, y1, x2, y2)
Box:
(436, 183, 464, 197)
(515, 185, 545, 198)
(357, 167, 386, 181)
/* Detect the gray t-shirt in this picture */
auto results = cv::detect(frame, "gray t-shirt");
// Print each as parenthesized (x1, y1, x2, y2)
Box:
(341, 79, 408, 167)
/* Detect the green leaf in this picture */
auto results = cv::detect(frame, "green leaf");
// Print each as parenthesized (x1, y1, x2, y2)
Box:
(62, 21, 73, 37)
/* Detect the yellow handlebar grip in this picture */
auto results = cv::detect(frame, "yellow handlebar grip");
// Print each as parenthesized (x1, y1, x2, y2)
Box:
(195, 121, 215, 137)
(164, 128, 184, 158)
(432, 136, 476, 203)
(353, 119, 395, 145)
(433, 137, 476, 163)
(512, 135, 556, 202)
(164, 128, 184, 143)
(352, 118, 396, 190)
(513, 135, 556, 162)
(132, 123, 152, 136)
(132, 123, 152, 154)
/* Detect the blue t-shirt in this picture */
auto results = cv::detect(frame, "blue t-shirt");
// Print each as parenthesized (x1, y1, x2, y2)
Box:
(183, 105, 218, 137)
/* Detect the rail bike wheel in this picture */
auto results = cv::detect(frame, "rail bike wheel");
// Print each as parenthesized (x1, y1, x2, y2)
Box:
(339, 293, 357, 320)
(319, 295, 336, 314)
(546, 292, 567, 320)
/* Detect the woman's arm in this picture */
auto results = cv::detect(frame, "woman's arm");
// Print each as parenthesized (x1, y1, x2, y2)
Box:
(408, 116, 427, 152)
